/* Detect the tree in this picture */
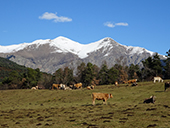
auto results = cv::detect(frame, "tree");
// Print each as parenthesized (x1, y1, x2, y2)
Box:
(82, 62, 95, 87)
(142, 53, 163, 81)
(98, 63, 109, 85)
(76, 62, 86, 83)
(152, 53, 162, 76)
(53, 68, 64, 84)
(107, 67, 119, 84)
(63, 67, 74, 85)
(26, 68, 42, 87)
(164, 49, 170, 79)
(114, 64, 128, 83)
(128, 64, 141, 80)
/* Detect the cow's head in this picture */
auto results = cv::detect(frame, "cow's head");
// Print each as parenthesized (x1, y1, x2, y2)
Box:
(110, 94, 113, 98)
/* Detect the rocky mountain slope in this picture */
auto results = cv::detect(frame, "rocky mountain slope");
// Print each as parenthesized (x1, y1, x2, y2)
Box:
(0, 36, 165, 74)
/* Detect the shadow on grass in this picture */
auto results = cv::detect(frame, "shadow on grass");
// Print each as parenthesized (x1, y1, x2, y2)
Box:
(155, 90, 164, 93)
(81, 103, 105, 106)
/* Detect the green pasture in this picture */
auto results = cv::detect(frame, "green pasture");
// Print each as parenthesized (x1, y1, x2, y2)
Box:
(0, 81, 170, 128)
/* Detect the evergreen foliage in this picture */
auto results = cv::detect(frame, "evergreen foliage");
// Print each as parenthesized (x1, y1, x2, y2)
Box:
(0, 49, 170, 90)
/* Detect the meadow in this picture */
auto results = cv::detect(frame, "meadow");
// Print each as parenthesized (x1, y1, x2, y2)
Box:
(0, 81, 170, 128)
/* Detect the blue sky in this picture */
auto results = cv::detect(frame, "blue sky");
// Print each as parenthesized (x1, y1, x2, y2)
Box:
(0, 0, 170, 55)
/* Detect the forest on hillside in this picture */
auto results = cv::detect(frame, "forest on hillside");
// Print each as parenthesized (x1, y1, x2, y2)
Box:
(0, 49, 170, 90)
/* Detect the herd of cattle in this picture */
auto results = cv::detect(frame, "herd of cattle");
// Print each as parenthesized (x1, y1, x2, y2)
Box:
(30, 76, 170, 105)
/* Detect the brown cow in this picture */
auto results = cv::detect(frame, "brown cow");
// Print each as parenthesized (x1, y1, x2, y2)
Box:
(74, 83, 82, 89)
(128, 79, 137, 84)
(115, 81, 118, 86)
(52, 84, 60, 90)
(87, 86, 91, 90)
(92, 93, 113, 105)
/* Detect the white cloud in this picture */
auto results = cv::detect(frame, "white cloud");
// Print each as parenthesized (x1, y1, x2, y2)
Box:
(104, 22, 128, 28)
(115, 22, 128, 26)
(104, 22, 115, 28)
(39, 12, 72, 22)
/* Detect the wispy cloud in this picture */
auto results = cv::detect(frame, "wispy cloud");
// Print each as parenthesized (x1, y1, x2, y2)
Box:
(104, 22, 128, 28)
(39, 12, 72, 23)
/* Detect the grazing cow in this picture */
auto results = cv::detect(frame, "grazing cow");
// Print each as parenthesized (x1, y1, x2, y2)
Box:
(143, 96, 156, 104)
(87, 86, 91, 90)
(115, 81, 118, 86)
(131, 83, 138, 87)
(73, 83, 82, 89)
(92, 93, 113, 105)
(31, 86, 38, 90)
(123, 81, 128, 84)
(154, 76, 163, 83)
(87, 85, 95, 90)
(65, 86, 72, 90)
(165, 82, 170, 91)
(59, 84, 66, 90)
(128, 79, 137, 84)
(52, 84, 60, 90)
(91, 85, 94, 89)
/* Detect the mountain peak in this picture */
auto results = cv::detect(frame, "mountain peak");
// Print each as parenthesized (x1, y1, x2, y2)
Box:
(0, 36, 163, 74)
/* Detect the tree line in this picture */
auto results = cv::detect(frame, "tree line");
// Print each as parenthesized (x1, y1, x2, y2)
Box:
(1, 49, 170, 90)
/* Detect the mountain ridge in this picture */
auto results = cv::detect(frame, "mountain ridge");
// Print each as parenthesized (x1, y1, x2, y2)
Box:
(0, 36, 164, 74)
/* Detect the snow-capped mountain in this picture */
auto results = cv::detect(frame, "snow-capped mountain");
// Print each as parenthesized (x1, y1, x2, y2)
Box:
(0, 36, 164, 74)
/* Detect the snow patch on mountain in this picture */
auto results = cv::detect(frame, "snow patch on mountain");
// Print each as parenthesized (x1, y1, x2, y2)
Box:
(0, 36, 155, 58)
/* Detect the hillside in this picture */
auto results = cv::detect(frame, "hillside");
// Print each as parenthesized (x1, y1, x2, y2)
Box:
(0, 57, 27, 82)
(0, 81, 170, 127)
(0, 36, 165, 74)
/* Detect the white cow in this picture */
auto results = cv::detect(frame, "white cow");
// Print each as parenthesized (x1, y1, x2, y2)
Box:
(154, 77, 163, 83)
(31, 86, 38, 90)
(59, 84, 66, 90)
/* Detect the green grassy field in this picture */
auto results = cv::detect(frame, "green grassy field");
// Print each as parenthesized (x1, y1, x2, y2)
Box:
(0, 81, 170, 128)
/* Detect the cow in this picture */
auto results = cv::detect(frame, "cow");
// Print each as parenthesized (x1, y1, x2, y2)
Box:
(73, 83, 82, 89)
(92, 93, 113, 105)
(52, 84, 60, 90)
(154, 76, 163, 83)
(115, 81, 118, 86)
(91, 85, 94, 89)
(87, 85, 95, 90)
(131, 83, 138, 87)
(69, 85, 74, 89)
(165, 82, 170, 91)
(59, 84, 66, 90)
(128, 79, 137, 84)
(31, 86, 38, 90)
(123, 81, 128, 84)
(143, 95, 156, 104)
(65, 86, 72, 90)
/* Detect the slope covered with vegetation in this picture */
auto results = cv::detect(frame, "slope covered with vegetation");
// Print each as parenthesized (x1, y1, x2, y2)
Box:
(0, 57, 27, 82)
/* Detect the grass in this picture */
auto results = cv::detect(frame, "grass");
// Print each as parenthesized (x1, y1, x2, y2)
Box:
(0, 81, 170, 128)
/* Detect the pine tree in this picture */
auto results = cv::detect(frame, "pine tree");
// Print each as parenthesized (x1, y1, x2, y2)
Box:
(107, 67, 119, 84)
(142, 53, 163, 81)
(76, 62, 86, 83)
(152, 53, 162, 76)
(164, 49, 170, 79)
(53, 68, 64, 84)
(82, 62, 95, 87)
(98, 62, 109, 85)
(128, 64, 141, 80)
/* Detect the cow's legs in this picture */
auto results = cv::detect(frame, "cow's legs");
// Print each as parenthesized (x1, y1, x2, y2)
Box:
(92, 99, 95, 105)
